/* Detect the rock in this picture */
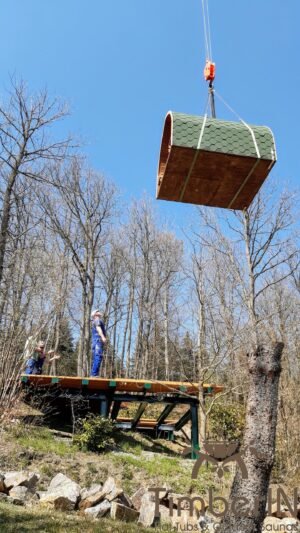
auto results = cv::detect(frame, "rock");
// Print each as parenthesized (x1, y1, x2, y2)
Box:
(80, 477, 121, 511)
(4, 471, 39, 491)
(0, 474, 6, 493)
(26, 472, 40, 490)
(39, 473, 81, 511)
(101, 477, 117, 497)
(106, 488, 124, 502)
(131, 487, 146, 511)
(166, 493, 186, 506)
(9, 486, 30, 503)
(166, 493, 207, 516)
(48, 473, 70, 490)
(169, 493, 192, 512)
(80, 484, 102, 501)
(138, 492, 157, 527)
(149, 487, 169, 502)
(117, 492, 133, 509)
(198, 514, 217, 532)
(171, 509, 199, 530)
(159, 504, 173, 525)
(84, 499, 111, 518)
(110, 502, 139, 522)
(281, 517, 299, 531)
(79, 490, 105, 511)
(36, 490, 47, 499)
(263, 516, 285, 529)
(0, 493, 8, 502)
(6, 495, 25, 506)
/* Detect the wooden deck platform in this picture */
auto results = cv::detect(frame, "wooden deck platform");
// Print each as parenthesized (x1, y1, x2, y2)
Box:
(21, 375, 223, 453)
(21, 374, 222, 395)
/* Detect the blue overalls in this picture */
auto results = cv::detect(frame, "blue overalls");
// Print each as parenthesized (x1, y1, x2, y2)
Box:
(24, 350, 45, 375)
(91, 318, 106, 377)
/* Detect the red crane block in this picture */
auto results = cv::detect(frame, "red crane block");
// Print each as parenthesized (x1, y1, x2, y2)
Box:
(204, 60, 216, 82)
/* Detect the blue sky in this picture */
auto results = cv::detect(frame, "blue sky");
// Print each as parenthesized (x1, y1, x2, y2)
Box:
(1, 0, 299, 227)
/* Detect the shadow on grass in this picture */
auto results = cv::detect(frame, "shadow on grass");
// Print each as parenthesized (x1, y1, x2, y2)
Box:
(114, 431, 180, 457)
(18, 413, 184, 458)
(0, 503, 152, 533)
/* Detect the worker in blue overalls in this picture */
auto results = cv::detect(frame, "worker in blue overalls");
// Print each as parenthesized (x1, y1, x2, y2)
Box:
(24, 340, 60, 375)
(90, 310, 107, 377)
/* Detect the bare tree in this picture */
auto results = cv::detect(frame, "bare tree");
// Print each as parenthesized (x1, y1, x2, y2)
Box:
(216, 188, 298, 533)
(40, 158, 117, 375)
(0, 80, 70, 316)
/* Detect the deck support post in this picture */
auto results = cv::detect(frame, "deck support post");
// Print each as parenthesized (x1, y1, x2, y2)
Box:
(100, 397, 109, 417)
(110, 400, 122, 420)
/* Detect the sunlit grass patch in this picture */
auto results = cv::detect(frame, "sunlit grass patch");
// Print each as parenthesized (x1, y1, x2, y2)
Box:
(7, 425, 76, 457)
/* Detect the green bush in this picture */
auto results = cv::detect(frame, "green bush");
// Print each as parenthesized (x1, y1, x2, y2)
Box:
(208, 402, 245, 442)
(74, 415, 116, 452)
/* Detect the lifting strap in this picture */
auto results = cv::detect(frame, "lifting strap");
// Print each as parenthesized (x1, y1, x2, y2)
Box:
(227, 122, 261, 209)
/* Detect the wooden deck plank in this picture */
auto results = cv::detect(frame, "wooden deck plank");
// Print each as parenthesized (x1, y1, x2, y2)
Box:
(20, 374, 223, 395)
(115, 417, 177, 428)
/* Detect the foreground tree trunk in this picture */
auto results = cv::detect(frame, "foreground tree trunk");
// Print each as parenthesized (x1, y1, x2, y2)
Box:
(218, 342, 284, 533)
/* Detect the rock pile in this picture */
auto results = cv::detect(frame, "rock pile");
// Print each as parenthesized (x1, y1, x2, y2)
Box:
(0, 471, 299, 531)
(0, 471, 39, 506)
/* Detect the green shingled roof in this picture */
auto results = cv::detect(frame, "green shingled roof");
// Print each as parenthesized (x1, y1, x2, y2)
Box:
(170, 112, 276, 161)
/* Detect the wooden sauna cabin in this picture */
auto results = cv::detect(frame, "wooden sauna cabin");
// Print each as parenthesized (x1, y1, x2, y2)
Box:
(156, 112, 277, 210)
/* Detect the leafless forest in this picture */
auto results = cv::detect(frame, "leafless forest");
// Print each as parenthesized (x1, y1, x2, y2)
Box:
(0, 81, 299, 490)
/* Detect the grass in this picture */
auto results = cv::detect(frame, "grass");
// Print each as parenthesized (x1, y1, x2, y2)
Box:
(3, 422, 222, 495)
(113, 430, 180, 456)
(0, 422, 233, 531)
(118, 440, 143, 455)
(2, 421, 229, 505)
(109, 452, 218, 494)
(7, 425, 77, 457)
(0, 502, 154, 533)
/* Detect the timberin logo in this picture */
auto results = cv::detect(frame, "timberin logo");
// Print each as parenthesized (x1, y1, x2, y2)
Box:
(149, 440, 298, 522)
(182, 441, 248, 479)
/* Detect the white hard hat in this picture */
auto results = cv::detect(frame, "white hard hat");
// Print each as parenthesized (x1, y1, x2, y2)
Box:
(91, 309, 102, 319)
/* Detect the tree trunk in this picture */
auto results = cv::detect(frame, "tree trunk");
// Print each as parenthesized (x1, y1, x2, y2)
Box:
(121, 286, 132, 376)
(111, 285, 120, 377)
(164, 286, 170, 380)
(125, 288, 134, 377)
(77, 285, 88, 376)
(83, 304, 91, 376)
(198, 383, 207, 449)
(0, 141, 27, 308)
(218, 342, 284, 533)
(49, 314, 61, 376)
(244, 211, 259, 346)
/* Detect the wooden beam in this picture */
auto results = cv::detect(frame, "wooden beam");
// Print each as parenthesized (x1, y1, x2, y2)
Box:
(131, 403, 147, 430)
(116, 417, 177, 428)
(156, 403, 176, 428)
(175, 410, 191, 432)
